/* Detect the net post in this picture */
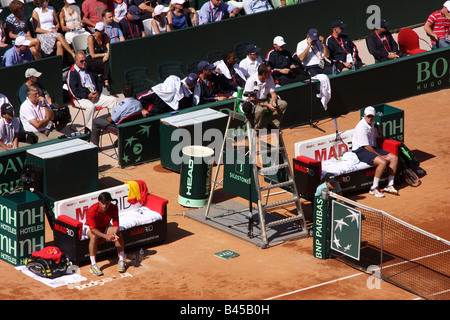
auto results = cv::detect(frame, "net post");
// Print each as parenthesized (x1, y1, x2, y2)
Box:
(312, 189, 332, 259)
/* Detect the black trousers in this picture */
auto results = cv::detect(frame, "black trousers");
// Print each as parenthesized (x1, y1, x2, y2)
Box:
(87, 56, 110, 82)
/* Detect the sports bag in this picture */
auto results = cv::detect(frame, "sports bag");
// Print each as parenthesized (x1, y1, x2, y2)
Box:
(398, 142, 420, 173)
(25, 246, 70, 279)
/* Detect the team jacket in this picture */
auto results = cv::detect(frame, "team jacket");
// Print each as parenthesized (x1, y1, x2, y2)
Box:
(66, 64, 103, 100)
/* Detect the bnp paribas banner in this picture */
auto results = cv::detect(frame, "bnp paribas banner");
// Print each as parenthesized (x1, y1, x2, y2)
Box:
(330, 200, 362, 261)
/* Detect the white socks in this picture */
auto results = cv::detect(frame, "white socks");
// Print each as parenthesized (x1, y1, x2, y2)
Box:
(371, 177, 380, 190)
(387, 175, 395, 187)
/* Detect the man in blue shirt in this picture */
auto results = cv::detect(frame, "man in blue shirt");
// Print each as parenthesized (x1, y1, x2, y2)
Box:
(1, 36, 34, 67)
(103, 9, 125, 44)
(198, 0, 240, 25)
(243, 0, 272, 14)
(90, 84, 148, 147)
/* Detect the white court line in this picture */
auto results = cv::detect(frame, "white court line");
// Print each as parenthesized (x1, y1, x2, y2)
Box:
(264, 272, 364, 300)
(265, 248, 450, 300)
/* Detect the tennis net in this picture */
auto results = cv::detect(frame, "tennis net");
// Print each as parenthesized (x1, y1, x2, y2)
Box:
(328, 192, 450, 300)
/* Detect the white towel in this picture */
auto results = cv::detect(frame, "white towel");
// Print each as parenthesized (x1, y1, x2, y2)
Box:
(151, 75, 190, 110)
(215, 60, 247, 82)
(312, 74, 331, 110)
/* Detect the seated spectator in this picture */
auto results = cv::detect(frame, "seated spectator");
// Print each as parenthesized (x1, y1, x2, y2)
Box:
(352, 106, 399, 198)
(60, 0, 90, 45)
(167, 0, 198, 30)
(151, 5, 171, 35)
(424, 1, 450, 48)
(19, 84, 61, 142)
(5, 0, 42, 60)
(139, 73, 199, 116)
(0, 103, 26, 152)
(366, 19, 402, 63)
(243, 0, 272, 14)
(91, 84, 148, 147)
(131, 0, 156, 20)
(265, 35, 309, 85)
(103, 9, 125, 43)
(119, 5, 146, 39)
(198, 0, 239, 25)
(18, 68, 51, 105)
(87, 22, 111, 90)
(196, 60, 230, 104)
(32, 0, 75, 60)
(296, 28, 332, 76)
(325, 20, 365, 72)
(1, 36, 34, 67)
(107, 0, 127, 23)
(239, 43, 263, 78)
(67, 51, 117, 131)
(215, 50, 247, 95)
(243, 63, 287, 131)
(82, 0, 108, 31)
(18, 68, 69, 131)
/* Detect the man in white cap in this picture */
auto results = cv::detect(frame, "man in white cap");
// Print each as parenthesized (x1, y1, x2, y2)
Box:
(352, 106, 399, 197)
(265, 35, 309, 85)
(18, 68, 47, 104)
(424, 1, 450, 48)
(1, 36, 34, 67)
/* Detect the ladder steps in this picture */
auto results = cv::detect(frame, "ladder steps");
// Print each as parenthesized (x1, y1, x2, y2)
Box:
(258, 162, 289, 175)
(260, 179, 294, 191)
(256, 146, 284, 155)
(263, 196, 299, 209)
(266, 215, 304, 228)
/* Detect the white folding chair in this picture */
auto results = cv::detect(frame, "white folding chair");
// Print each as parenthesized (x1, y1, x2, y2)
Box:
(72, 33, 90, 52)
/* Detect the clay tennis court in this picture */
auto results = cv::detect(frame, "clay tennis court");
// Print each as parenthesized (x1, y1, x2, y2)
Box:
(0, 27, 449, 303)
(0, 87, 447, 302)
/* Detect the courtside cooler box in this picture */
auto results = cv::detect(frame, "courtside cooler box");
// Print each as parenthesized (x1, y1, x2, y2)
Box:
(0, 191, 45, 266)
(160, 108, 227, 172)
(26, 139, 98, 201)
(293, 156, 321, 201)
(360, 104, 404, 142)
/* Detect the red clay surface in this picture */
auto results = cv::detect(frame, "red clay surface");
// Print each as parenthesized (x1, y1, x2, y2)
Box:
(0, 88, 448, 302)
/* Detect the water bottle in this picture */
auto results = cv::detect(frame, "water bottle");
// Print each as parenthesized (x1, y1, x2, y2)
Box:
(332, 64, 336, 74)
(68, 131, 81, 138)
(139, 248, 144, 263)
(132, 252, 136, 266)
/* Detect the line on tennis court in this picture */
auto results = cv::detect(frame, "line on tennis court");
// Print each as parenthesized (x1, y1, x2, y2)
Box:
(264, 272, 364, 300)
(265, 248, 450, 300)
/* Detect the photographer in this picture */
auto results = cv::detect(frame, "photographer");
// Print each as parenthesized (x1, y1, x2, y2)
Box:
(242, 63, 287, 131)
(19, 84, 61, 142)
(18, 68, 70, 130)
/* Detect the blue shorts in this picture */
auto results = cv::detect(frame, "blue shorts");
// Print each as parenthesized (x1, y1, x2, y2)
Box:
(354, 147, 388, 165)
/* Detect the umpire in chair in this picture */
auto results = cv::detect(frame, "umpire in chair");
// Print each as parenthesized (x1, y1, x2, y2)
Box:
(242, 63, 287, 131)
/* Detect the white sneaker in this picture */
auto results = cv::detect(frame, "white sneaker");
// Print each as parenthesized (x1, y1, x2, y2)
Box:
(383, 185, 398, 195)
(369, 188, 385, 198)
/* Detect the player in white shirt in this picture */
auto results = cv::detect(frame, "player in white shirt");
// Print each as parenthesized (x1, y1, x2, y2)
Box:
(352, 106, 399, 197)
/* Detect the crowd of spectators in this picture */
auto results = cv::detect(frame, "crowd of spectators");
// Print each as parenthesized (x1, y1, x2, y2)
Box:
(0, 0, 446, 151)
